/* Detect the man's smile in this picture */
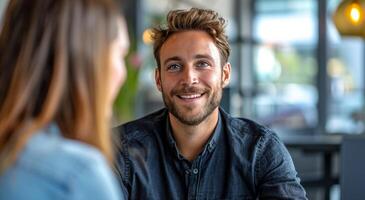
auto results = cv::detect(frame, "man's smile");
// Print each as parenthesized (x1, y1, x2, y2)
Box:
(177, 93, 204, 99)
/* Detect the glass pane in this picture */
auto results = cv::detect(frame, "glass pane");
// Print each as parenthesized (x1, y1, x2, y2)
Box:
(252, 0, 318, 132)
(326, 0, 365, 134)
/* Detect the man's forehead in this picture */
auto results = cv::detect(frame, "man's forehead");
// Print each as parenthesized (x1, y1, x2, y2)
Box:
(160, 32, 219, 57)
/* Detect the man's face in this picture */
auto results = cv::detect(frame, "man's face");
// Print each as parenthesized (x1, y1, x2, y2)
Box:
(155, 30, 230, 126)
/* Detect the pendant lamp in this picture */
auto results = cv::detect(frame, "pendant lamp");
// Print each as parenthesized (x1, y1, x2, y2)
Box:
(333, 0, 365, 37)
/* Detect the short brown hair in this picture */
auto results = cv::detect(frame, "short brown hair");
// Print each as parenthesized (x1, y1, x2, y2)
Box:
(152, 8, 230, 68)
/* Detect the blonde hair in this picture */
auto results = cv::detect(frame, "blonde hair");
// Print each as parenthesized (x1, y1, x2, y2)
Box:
(0, 0, 121, 172)
(152, 8, 230, 68)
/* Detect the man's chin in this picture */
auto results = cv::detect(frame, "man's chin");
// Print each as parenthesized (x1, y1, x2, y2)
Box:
(175, 107, 215, 125)
(178, 107, 202, 117)
(177, 115, 205, 126)
(169, 108, 202, 125)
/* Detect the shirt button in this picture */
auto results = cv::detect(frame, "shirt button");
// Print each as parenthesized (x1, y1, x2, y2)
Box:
(193, 168, 199, 174)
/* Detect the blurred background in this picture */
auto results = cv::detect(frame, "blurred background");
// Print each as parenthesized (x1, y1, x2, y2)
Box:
(2, 0, 365, 199)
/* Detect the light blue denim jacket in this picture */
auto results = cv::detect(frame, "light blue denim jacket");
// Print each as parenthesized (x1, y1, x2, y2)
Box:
(0, 125, 123, 200)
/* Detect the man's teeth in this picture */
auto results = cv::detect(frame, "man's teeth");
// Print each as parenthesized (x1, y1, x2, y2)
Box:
(179, 94, 202, 99)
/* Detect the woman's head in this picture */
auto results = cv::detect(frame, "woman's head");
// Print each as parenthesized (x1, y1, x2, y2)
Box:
(0, 0, 129, 171)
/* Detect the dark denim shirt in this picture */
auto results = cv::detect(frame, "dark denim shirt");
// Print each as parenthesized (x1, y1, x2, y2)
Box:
(115, 108, 307, 200)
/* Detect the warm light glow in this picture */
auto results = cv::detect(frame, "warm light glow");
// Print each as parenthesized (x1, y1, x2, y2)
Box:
(333, 0, 365, 37)
(142, 28, 153, 44)
(350, 6, 360, 22)
(347, 3, 363, 24)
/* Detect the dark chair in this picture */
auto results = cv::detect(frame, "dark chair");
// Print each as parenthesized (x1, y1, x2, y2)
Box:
(341, 135, 365, 199)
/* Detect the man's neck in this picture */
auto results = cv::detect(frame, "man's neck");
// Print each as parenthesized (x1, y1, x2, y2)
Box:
(169, 108, 219, 161)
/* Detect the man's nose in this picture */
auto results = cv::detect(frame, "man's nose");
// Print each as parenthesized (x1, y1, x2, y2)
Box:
(181, 67, 199, 85)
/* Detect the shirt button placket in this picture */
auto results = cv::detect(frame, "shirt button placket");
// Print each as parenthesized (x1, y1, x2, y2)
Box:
(187, 164, 200, 199)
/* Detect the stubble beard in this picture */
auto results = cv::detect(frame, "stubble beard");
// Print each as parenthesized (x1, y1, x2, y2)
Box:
(161, 84, 223, 126)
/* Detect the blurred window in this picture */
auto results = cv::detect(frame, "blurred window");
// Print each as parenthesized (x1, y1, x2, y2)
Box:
(252, 0, 318, 132)
(326, 0, 365, 134)
(0, 0, 9, 20)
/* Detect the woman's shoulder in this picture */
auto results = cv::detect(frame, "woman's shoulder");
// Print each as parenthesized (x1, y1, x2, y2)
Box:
(20, 128, 107, 178)
(0, 127, 123, 200)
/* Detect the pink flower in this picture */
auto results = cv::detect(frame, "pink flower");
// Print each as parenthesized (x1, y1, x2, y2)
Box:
(129, 53, 143, 69)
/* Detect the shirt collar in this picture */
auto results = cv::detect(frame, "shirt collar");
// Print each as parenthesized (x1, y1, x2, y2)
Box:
(165, 111, 223, 159)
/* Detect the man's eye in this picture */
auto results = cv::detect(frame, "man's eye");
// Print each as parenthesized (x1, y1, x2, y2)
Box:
(167, 64, 181, 71)
(196, 61, 210, 68)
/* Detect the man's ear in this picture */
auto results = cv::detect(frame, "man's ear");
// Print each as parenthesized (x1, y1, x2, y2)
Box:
(155, 67, 162, 92)
(222, 62, 231, 88)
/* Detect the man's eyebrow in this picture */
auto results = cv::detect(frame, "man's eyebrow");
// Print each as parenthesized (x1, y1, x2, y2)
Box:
(163, 56, 182, 66)
(162, 54, 214, 66)
(194, 54, 214, 60)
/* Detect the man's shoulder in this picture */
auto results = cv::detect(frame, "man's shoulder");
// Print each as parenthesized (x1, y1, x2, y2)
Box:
(115, 108, 167, 140)
(220, 109, 275, 139)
